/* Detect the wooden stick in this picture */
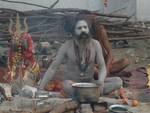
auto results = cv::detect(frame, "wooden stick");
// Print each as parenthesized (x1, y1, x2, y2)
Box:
(50, 100, 78, 113)
(0, 0, 49, 9)
(109, 36, 150, 41)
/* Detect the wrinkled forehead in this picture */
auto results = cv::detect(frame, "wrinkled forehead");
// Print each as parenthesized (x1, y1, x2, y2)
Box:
(75, 20, 89, 29)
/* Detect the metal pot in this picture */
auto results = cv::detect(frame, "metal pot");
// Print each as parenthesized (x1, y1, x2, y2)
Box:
(72, 83, 100, 103)
(109, 104, 132, 113)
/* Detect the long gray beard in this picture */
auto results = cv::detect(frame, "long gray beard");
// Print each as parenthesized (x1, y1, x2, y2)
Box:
(77, 36, 91, 47)
(77, 32, 90, 41)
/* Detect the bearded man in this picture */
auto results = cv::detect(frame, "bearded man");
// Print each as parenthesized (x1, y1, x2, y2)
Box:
(39, 14, 123, 96)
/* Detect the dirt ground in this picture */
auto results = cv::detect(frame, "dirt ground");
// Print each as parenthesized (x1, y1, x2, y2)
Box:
(112, 39, 150, 113)
(112, 39, 150, 70)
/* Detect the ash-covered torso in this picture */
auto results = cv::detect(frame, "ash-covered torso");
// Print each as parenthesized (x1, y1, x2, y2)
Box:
(63, 39, 95, 82)
(48, 38, 105, 82)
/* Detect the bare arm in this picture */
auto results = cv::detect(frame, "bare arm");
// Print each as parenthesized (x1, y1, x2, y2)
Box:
(95, 24, 113, 75)
(39, 42, 68, 89)
(90, 15, 113, 75)
(95, 40, 107, 85)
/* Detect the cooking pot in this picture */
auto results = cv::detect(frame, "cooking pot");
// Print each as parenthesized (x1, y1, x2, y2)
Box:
(72, 83, 100, 103)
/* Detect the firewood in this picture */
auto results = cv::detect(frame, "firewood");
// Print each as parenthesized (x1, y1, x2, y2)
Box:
(49, 100, 78, 113)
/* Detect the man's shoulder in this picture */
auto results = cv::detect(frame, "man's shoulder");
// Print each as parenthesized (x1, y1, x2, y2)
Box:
(64, 39, 74, 44)
(62, 39, 74, 48)
(91, 38, 99, 45)
(90, 38, 102, 50)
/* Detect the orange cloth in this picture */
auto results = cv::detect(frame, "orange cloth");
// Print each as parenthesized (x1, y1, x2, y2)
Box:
(146, 64, 150, 87)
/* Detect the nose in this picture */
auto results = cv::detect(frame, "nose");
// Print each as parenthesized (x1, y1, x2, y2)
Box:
(81, 27, 86, 32)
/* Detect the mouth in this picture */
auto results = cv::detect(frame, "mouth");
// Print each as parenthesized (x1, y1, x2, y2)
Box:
(79, 32, 89, 39)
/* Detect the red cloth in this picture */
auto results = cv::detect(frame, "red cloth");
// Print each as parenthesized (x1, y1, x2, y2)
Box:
(8, 33, 35, 67)
(8, 33, 35, 81)
(22, 33, 35, 64)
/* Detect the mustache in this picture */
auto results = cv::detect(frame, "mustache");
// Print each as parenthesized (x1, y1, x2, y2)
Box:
(79, 32, 89, 38)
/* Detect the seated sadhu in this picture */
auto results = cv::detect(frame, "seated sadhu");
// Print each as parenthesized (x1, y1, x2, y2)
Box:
(91, 17, 129, 76)
(39, 14, 123, 97)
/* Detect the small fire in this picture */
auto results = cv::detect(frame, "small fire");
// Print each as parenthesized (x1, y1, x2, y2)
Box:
(45, 80, 63, 92)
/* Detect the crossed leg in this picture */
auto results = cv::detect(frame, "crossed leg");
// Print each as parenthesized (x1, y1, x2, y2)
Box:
(62, 77, 123, 97)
